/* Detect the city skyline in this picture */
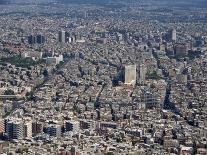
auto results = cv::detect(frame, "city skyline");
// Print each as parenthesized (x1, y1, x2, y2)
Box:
(0, 0, 206, 155)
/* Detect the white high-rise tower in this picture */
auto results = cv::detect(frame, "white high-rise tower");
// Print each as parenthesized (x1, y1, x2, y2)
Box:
(125, 65, 136, 85)
(171, 29, 176, 41)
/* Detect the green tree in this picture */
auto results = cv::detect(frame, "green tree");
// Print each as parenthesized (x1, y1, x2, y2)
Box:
(4, 89, 15, 95)
(43, 69, 49, 77)
(107, 152, 114, 155)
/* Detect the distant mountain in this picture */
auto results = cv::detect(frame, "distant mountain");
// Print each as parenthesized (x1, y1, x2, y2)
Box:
(1, 0, 207, 8)
(0, 0, 10, 4)
(58, 0, 112, 5)
(57, 0, 207, 8)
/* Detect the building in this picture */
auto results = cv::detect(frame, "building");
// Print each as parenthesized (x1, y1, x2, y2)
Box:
(28, 34, 46, 45)
(0, 119, 4, 137)
(125, 65, 136, 85)
(28, 35, 36, 45)
(175, 44, 188, 57)
(36, 34, 46, 44)
(116, 33, 123, 42)
(59, 30, 66, 43)
(6, 119, 24, 140)
(46, 57, 59, 65)
(46, 55, 63, 66)
(65, 121, 79, 132)
(5, 120, 13, 139)
(177, 74, 187, 84)
(171, 29, 176, 41)
(159, 44, 166, 51)
(71, 146, 78, 155)
(144, 91, 158, 109)
(22, 51, 43, 60)
(48, 124, 61, 137)
(12, 121, 24, 140)
(32, 122, 43, 135)
(79, 120, 94, 129)
(24, 121, 32, 139)
(98, 122, 118, 129)
(163, 29, 176, 42)
(139, 64, 146, 84)
(65, 31, 70, 43)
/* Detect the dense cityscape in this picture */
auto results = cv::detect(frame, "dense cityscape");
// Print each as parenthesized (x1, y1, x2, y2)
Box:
(0, 0, 206, 154)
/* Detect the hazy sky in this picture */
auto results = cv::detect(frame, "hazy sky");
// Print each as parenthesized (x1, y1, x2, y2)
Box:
(0, 0, 207, 8)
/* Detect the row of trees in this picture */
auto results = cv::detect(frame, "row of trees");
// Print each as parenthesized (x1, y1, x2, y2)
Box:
(0, 56, 44, 68)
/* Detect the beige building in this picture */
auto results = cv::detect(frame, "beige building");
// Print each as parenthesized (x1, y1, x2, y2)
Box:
(0, 119, 4, 136)
(171, 29, 177, 41)
(125, 65, 136, 85)
(24, 121, 33, 139)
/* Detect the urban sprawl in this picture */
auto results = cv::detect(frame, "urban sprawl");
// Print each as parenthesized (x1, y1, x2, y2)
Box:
(0, 0, 206, 155)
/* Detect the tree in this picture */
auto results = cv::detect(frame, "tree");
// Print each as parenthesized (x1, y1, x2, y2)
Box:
(4, 89, 15, 95)
(43, 69, 49, 77)
(107, 152, 114, 155)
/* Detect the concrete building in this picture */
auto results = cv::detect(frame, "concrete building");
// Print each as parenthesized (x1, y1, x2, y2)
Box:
(139, 64, 146, 84)
(171, 29, 176, 41)
(28, 34, 46, 45)
(125, 65, 136, 85)
(144, 91, 158, 109)
(28, 35, 36, 45)
(175, 44, 188, 57)
(177, 74, 187, 84)
(48, 124, 61, 137)
(13, 121, 24, 139)
(6, 121, 13, 139)
(65, 31, 70, 43)
(65, 121, 79, 132)
(59, 30, 66, 43)
(79, 120, 94, 129)
(6, 119, 24, 140)
(24, 121, 32, 139)
(36, 34, 46, 44)
(99, 122, 118, 129)
(46, 57, 59, 65)
(32, 122, 43, 135)
(0, 119, 4, 137)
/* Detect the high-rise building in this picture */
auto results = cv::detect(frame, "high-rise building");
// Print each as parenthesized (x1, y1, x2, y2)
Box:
(163, 29, 177, 42)
(65, 31, 70, 43)
(58, 30, 66, 43)
(13, 121, 24, 139)
(65, 121, 79, 132)
(116, 33, 123, 42)
(144, 91, 158, 109)
(171, 29, 176, 41)
(36, 34, 46, 44)
(6, 121, 13, 139)
(48, 124, 61, 137)
(79, 120, 94, 129)
(0, 101, 3, 118)
(71, 146, 77, 155)
(139, 64, 146, 84)
(6, 119, 24, 140)
(175, 44, 188, 57)
(28, 35, 36, 45)
(32, 122, 43, 135)
(125, 65, 136, 85)
(0, 119, 4, 137)
(28, 34, 46, 45)
(24, 121, 32, 139)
